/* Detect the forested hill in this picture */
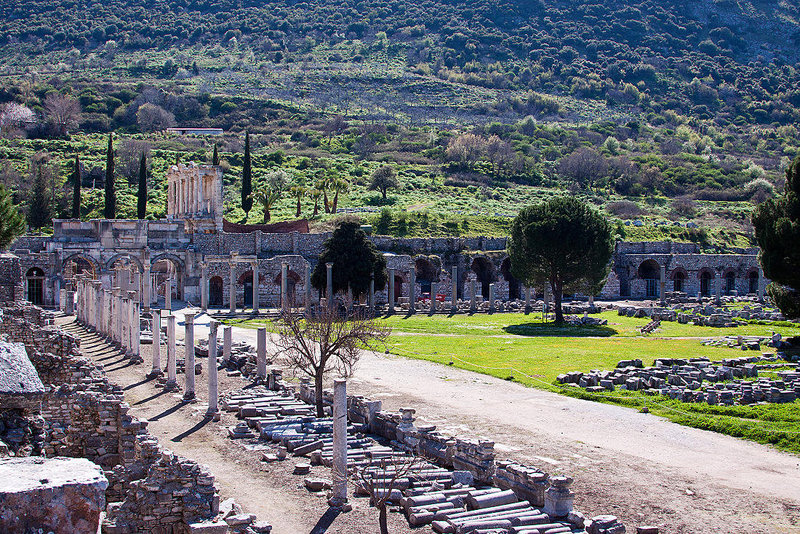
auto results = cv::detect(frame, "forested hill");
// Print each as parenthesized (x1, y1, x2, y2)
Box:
(2, 0, 800, 127)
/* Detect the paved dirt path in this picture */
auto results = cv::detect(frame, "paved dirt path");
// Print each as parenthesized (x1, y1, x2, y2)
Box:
(191, 311, 800, 534)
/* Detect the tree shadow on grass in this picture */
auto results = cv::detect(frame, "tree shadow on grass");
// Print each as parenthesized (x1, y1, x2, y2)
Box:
(503, 323, 618, 337)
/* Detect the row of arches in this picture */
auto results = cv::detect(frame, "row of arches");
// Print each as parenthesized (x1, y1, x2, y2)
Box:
(635, 259, 759, 298)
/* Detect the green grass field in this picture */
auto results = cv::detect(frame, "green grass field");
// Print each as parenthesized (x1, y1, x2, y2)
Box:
(233, 310, 800, 453)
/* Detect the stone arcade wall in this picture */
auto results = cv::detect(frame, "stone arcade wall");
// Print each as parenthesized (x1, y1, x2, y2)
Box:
(0, 304, 250, 533)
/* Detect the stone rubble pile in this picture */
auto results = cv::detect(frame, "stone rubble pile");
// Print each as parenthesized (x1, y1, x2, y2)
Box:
(558, 357, 800, 406)
(616, 302, 790, 328)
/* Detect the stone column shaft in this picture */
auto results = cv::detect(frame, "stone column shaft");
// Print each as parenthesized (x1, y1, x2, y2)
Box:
(222, 326, 232, 364)
(166, 314, 177, 389)
(326, 262, 333, 305)
(229, 263, 236, 313)
(207, 320, 219, 415)
(183, 313, 196, 400)
(164, 277, 172, 311)
(257, 327, 267, 380)
(200, 263, 208, 311)
(149, 310, 162, 377)
(331, 379, 348, 506)
(451, 265, 458, 310)
(281, 262, 289, 312)
(251, 261, 259, 313)
(408, 269, 416, 312)
(430, 282, 437, 314)
(142, 265, 151, 311)
(304, 263, 312, 310)
(388, 268, 395, 312)
(488, 283, 496, 313)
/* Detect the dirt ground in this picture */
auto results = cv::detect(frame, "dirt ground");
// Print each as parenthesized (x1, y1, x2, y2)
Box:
(60, 309, 800, 534)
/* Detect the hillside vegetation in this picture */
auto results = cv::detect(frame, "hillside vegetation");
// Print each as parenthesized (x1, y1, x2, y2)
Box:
(1, 0, 797, 247)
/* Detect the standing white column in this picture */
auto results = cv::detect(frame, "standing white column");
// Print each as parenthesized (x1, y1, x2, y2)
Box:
(470, 279, 476, 312)
(200, 263, 208, 312)
(128, 291, 139, 360)
(251, 261, 259, 314)
(148, 309, 163, 377)
(166, 314, 178, 390)
(451, 265, 458, 311)
(524, 286, 531, 314)
(229, 263, 236, 313)
(257, 327, 267, 380)
(183, 313, 196, 400)
(164, 277, 172, 312)
(429, 282, 437, 314)
(408, 269, 416, 312)
(388, 268, 395, 312)
(121, 294, 131, 355)
(281, 262, 289, 312)
(206, 320, 219, 416)
(304, 263, 312, 310)
(326, 262, 334, 305)
(330, 379, 348, 507)
(369, 274, 375, 312)
(659, 265, 666, 304)
(222, 325, 232, 365)
(142, 264, 151, 311)
(488, 283, 496, 313)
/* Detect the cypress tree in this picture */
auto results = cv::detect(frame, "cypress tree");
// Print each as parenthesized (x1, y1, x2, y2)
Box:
(103, 133, 115, 219)
(0, 184, 24, 249)
(212, 143, 219, 165)
(28, 166, 51, 232)
(137, 152, 147, 219)
(242, 132, 252, 216)
(72, 154, 81, 219)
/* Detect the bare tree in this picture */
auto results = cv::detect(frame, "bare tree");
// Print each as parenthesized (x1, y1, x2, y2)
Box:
(274, 306, 390, 417)
(486, 135, 515, 176)
(351, 453, 425, 534)
(557, 147, 608, 190)
(44, 93, 80, 138)
(445, 133, 487, 170)
(136, 103, 176, 132)
(118, 139, 152, 183)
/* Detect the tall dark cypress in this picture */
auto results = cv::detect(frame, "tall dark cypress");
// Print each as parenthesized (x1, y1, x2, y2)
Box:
(72, 154, 81, 219)
(241, 132, 252, 215)
(212, 143, 219, 165)
(103, 133, 115, 219)
(137, 152, 147, 220)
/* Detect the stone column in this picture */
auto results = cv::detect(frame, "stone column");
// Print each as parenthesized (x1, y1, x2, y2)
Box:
(470, 279, 476, 312)
(281, 262, 289, 312)
(164, 277, 172, 312)
(142, 264, 151, 311)
(128, 291, 139, 361)
(65, 289, 75, 315)
(222, 326, 232, 364)
(166, 314, 178, 390)
(369, 274, 375, 313)
(229, 263, 236, 313)
(207, 320, 219, 415)
(524, 286, 531, 314)
(326, 262, 333, 306)
(251, 261, 259, 314)
(408, 268, 416, 313)
(330, 379, 348, 507)
(659, 265, 666, 304)
(148, 310, 162, 377)
(388, 268, 395, 312)
(429, 282, 437, 314)
(132, 272, 141, 303)
(488, 283, 496, 313)
(451, 265, 458, 311)
(257, 327, 267, 380)
(93, 282, 103, 332)
(183, 313, 196, 400)
(304, 263, 312, 310)
(200, 263, 208, 312)
(757, 267, 765, 302)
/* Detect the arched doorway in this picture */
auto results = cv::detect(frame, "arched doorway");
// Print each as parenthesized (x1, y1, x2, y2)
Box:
(725, 271, 736, 295)
(152, 257, 182, 302)
(501, 258, 520, 300)
(393, 274, 403, 304)
(748, 271, 759, 294)
(62, 255, 97, 289)
(470, 257, 496, 299)
(637, 259, 660, 298)
(671, 269, 687, 293)
(239, 271, 253, 307)
(26, 267, 45, 305)
(415, 257, 438, 298)
(209, 276, 223, 307)
(700, 270, 714, 297)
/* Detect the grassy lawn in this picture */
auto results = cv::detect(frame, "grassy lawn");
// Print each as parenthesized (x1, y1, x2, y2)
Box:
(231, 310, 800, 453)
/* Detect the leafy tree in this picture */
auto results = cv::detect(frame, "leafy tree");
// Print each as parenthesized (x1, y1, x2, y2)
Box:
(368, 165, 398, 201)
(274, 306, 390, 417)
(508, 196, 614, 324)
(212, 143, 219, 165)
(137, 152, 147, 219)
(241, 132, 252, 217)
(103, 133, 115, 219)
(251, 169, 288, 223)
(136, 103, 175, 132)
(289, 184, 306, 217)
(28, 165, 51, 231)
(753, 156, 800, 317)
(0, 184, 24, 249)
(311, 221, 388, 298)
(71, 155, 81, 219)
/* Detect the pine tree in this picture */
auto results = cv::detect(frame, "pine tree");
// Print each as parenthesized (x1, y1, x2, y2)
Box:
(28, 166, 52, 232)
(242, 132, 252, 216)
(212, 143, 219, 165)
(0, 184, 25, 249)
(72, 154, 81, 219)
(137, 152, 147, 219)
(103, 133, 115, 219)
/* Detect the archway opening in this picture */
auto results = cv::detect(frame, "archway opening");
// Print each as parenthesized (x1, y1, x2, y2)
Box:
(209, 276, 223, 307)
(671, 270, 687, 293)
(239, 271, 254, 307)
(725, 271, 736, 295)
(415, 257, 438, 299)
(63, 256, 97, 290)
(748, 271, 759, 294)
(501, 258, 520, 300)
(393, 274, 403, 304)
(470, 257, 495, 299)
(26, 267, 45, 305)
(637, 259, 660, 298)
(700, 270, 714, 297)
